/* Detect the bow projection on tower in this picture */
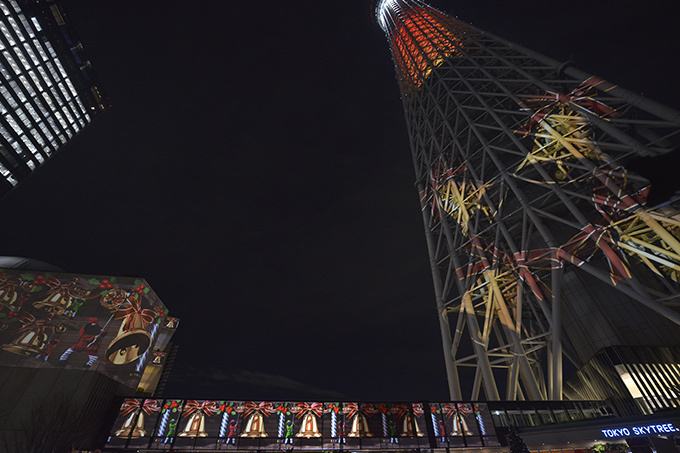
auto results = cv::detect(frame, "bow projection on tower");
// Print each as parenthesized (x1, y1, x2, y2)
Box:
(376, 0, 680, 404)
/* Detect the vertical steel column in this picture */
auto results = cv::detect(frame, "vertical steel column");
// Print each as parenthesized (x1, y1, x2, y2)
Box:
(417, 183, 461, 399)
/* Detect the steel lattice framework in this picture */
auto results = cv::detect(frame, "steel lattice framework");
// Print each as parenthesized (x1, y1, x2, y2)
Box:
(376, 0, 680, 402)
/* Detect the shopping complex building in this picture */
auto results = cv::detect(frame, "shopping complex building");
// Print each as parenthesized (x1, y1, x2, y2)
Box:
(105, 399, 680, 452)
(0, 257, 178, 448)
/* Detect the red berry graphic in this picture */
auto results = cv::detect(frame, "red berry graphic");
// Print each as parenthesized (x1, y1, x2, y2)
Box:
(102, 279, 110, 284)
(99, 284, 106, 289)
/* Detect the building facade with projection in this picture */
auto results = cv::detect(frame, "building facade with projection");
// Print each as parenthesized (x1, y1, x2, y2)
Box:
(0, 0, 107, 198)
(0, 257, 178, 449)
(104, 398, 680, 453)
(374, 0, 680, 416)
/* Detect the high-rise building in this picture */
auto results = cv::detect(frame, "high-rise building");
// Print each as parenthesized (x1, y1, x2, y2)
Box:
(375, 0, 680, 414)
(0, 0, 107, 197)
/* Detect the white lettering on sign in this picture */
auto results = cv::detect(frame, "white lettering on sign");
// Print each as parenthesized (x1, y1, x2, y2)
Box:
(602, 423, 679, 438)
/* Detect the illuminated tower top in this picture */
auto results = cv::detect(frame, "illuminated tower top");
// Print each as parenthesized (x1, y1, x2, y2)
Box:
(376, 0, 470, 92)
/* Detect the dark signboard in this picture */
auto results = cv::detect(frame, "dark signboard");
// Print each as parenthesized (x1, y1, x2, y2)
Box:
(106, 399, 499, 451)
(0, 269, 172, 389)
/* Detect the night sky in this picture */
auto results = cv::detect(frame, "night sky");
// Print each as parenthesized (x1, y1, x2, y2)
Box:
(1, 1, 678, 402)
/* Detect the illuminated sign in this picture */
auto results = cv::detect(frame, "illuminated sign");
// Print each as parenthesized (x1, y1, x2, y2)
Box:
(601, 423, 679, 438)
(106, 400, 499, 451)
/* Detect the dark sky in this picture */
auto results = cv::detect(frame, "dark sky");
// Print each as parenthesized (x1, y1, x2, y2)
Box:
(1, 1, 678, 401)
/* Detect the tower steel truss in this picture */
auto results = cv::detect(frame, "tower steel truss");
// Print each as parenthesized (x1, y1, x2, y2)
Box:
(376, 0, 680, 401)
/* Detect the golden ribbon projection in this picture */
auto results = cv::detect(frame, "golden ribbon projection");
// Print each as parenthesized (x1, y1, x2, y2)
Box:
(514, 79, 618, 183)
(115, 399, 160, 438)
(612, 207, 680, 282)
(431, 161, 491, 236)
(515, 104, 606, 182)
(451, 237, 521, 339)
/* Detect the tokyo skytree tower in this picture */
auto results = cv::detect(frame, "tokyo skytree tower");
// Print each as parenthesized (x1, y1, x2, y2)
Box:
(376, 0, 680, 408)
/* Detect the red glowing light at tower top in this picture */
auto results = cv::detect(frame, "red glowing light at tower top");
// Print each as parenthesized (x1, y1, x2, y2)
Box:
(376, 0, 471, 91)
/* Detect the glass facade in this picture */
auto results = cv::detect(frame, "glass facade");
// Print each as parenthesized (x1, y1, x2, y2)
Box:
(487, 401, 614, 429)
(566, 346, 680, 416)
(0, 0, 105, 196)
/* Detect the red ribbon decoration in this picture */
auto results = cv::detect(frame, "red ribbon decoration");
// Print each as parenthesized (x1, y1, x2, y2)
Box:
(440, 403, 457, 419)
(16, 313, 52, 336)
(456, 224, 631, 300)
(0, 278, 21, 303)
(0, 277, 20, 291)
(241, 401, 275, 418)
(293, 402, 324, 418)
(343, 403, 376, 419)
(112, 297, 156, 327)
(391, 404, 410, 419)
(441, 403, 473, 418)
(592, 165, 650, 223)
(120, 399, 160, 417)
(44, 277, 89, 300)
(183, 400, 219, 417)
(456, 404, 473, 416)
(343, 403, 360, 419)
(515, 77, 618, 137)
(558, 224, 632, 284)
(510, 249, 556, 301)
(361, 403, 378, 416)
(455, 236, 498, 281)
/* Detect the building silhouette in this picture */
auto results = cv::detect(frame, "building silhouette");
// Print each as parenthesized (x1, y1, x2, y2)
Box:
(375, 0, 680, 414)
(0, 0, 107, 198)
